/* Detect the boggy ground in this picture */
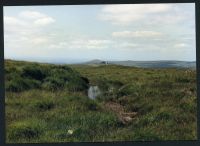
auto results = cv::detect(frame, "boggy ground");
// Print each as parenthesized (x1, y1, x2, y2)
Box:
(5, 60, 197, 143)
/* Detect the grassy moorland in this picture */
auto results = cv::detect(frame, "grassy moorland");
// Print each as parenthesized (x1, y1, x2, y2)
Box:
(5, 59, 197, 143)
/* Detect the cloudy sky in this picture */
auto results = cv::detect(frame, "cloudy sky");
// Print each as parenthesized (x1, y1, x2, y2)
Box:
(4, 3, 196, 63)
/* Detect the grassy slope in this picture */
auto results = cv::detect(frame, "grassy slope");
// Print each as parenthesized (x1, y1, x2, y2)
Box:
(5, 60, 197, 143)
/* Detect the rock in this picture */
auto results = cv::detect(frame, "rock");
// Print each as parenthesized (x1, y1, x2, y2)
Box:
(88, 86, 101, 99)
(124, 116, 133, 122)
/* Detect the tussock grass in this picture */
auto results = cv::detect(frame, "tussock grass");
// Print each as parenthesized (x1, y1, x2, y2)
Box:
(7, 118, 46, 142)
(5, 60, 197, 142)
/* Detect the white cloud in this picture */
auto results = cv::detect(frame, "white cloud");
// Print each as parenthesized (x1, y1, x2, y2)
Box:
(19, 10, 55, 26)
(71, 39, 112, 50)
(31, 37, 49, 45)
(117, 42, 138, 50)
(19, 11, 46, 19)
(4, 5, 195, 62)
(100, 4, 172, 25)
(174, 43, 188, 48)
(4, 10, 56, 58)
(34, 17, 55, 26)
(4, 16, 27, 27)
(5, 11, 55, 30)
(151, 14, 186, 25)
(49, 42, 68, 49)
(50, 39, 112, 50)
(85, 40, 111, 49)
(112, 31, 162, 38)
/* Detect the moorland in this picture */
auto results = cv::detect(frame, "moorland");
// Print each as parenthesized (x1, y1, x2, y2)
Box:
(5, 59, 197, 143)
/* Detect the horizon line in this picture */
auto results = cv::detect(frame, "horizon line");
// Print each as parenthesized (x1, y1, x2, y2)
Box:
(4, 58, 196, 64)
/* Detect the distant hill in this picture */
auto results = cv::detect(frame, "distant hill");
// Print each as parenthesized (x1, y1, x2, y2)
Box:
(85, 59, 104, 64)
(84, 59, 196, 69)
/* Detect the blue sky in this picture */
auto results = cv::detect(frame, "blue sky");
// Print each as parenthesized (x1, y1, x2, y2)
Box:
(4, 4, 196, 63)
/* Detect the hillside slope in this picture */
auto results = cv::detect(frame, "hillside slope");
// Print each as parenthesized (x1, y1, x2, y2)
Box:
(84, 60, 196, 69)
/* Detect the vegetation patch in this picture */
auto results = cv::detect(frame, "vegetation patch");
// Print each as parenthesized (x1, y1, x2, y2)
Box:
(5, 60, 197, 142)
(31, 99, 55, 111)
(7, 119, 46, 141)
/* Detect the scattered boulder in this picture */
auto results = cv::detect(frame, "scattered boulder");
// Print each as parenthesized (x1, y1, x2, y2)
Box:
(88, 86, 101, 99)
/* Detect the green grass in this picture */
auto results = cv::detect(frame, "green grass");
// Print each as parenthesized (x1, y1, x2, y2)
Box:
(5, 60, 197, 143)
(8, 118, 47, 142)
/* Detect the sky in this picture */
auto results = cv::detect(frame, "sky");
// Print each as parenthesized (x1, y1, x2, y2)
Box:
(4, 3, 196, 63)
